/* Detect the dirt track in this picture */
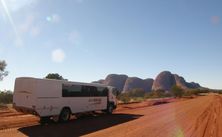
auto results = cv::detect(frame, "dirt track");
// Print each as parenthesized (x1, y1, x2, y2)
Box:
(0, 95, 222, 137)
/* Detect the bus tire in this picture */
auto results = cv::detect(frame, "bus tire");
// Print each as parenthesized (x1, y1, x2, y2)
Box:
(107, 104, 113, 114)
(59, 108, 71, 122)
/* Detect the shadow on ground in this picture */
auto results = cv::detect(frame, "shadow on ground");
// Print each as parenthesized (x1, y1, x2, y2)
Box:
(18, 113, 143, 137)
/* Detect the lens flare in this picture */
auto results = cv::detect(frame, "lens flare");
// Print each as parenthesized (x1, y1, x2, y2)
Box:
(46, 16, 51, 22)
(1, 0, 17, 35)
(0, 0, 22, 46)
(174, 127, 184, 137)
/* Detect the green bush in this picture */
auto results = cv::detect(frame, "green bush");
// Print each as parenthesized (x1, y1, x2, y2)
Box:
(0, 90, 13, 104)
(117, 93, 131, 103)
(127, 88, 146, 97)
(171, 85, 184, 98)
(45, 73, 65, 80)
(117, 88, 146, 103)
(144, 90, 172, 99)
(184, 89, 211, 96)
(132, 97, 144, 102)
(153, 89, 166, 98)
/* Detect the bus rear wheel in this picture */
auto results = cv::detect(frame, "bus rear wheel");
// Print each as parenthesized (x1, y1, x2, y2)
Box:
(59, 108, 71, 122)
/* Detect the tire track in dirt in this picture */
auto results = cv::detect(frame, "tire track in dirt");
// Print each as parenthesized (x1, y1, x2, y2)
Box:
(191, 95, 222, 137)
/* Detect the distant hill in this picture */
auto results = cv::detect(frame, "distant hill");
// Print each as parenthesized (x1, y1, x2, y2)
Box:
(123, 77, 153, 93)
(152, 71, 201, 91)
(92, 71, 202, 93)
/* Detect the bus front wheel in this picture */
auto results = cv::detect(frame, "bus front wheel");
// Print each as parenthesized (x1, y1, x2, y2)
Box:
(107, 104, 113, 114)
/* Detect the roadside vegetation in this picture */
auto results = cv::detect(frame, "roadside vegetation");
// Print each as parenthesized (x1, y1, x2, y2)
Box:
(117, 86, 222, 104)
(0, 90, 13, 106)
(0, 60, 11, 106)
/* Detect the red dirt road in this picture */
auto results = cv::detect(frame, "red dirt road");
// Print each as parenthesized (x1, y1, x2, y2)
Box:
(0, 95, 222, 137)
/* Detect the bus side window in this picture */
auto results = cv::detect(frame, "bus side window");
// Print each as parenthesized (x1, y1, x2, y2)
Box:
(62, 85, 69, 97)
(102, 88, 108, 96)
(91, 86, 99, 97)
(62, 84, 82, 97)
(82, 86, 91, 97)
(96, 87, 108, 97)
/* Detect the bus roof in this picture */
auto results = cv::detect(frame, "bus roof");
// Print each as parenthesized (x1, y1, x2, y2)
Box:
(16, 77, 109, 88)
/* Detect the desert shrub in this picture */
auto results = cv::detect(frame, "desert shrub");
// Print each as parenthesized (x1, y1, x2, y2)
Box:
(144, 92, 152, 98)
(183, 90, 193, 96)
(200, 89, 211, 93)
(118, 87, 184, 103)
(171, 85, 184, 98)
(117, 93, 130, 103)
(117, 89, 146, 103)
(191, 89, 201, 95)
(132, 97, 144, 102)
(0, 90, 13, 104)
(164, 92, 173, 97)
(153, 89, 166, 98)
(213, 90, 222, 94)
(184, 89, 211, 96)
(144, 90, 172, 99)
(127, 88, 146, 97)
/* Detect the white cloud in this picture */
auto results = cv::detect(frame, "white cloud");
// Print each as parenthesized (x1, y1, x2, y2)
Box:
(0, 0, 39, 48)
(0, 0, 38, 48)
(46, 14, 61, 23)
(68, 31, 80, 45)
(51, 49, 66, 63)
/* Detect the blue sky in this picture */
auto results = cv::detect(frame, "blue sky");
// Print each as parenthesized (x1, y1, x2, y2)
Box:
(0, 0, 222, 90)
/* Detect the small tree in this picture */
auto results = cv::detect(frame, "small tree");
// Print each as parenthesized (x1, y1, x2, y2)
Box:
(0, 60, 8, 81)
(171, 85, 184, 98)
(45, 73, 65, 80)
(154, 89, 165, 98)
(0, 90, 13, 104)
(117, 93, 130, 103)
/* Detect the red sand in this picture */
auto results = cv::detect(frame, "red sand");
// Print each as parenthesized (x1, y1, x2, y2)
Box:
(0, 95, 221, 137)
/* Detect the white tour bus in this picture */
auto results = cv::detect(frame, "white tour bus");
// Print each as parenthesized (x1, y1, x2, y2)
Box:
(13, 77, 118, 123)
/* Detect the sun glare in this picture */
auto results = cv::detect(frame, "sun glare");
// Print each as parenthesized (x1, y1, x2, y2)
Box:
(0, 0, 21, 43)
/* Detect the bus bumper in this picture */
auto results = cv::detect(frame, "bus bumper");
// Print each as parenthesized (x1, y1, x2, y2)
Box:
(13, 103, 39, 116)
